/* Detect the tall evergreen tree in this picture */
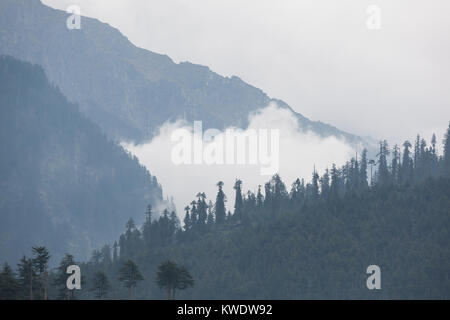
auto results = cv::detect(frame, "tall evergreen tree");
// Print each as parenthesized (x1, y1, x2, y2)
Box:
(17, 256, 35, 300)
(31, 246, 50, 300)
(190, 201, 198, 227)
(207, 200, 215, 226)
(311, 168, 320, 200)
(196, 192, 208, 226)
(156, 260, 194, 300)
(256, 185, 264, 208)
(0, 262, 20, 300)
(320, 169, 330, 198)
(90, 271, 110, 299)
(183, 206, 192, 231)
(214, 181, 226, 225)
(143, 204, 153, 246)
(377, 140, 390, 186)
(233, 179, 243, 220)
(360, 149, 368, 187)
(118, 260, 144, 299)
(391, 144, 401, 184)
(400, 140, 413, 184)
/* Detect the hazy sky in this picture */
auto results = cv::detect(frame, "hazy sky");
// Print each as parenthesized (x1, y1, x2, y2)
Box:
(43, 0, 450, 144)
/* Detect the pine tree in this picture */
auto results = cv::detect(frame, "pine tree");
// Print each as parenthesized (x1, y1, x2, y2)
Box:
(391, 144, 401, 184)
(233, 179, 243, 220)
(190, 201, 198, 228)
(90, 271, 110, 299)
(207, 200, 215, 226)
(118, 259, 144, 299)
(400, 140, 413, 184)
(17, 255, 35, 300)
(320, 169, 330, 198)
(156, 260, 194, 300)
(360, 149, 368, 187)
(196, 192, 208, 226)
(31, 246, 50, 300)
(431, 133, 439, 176)
(256, 185, 264, 208)
(214, 181, 226, 224)
(0, 262, 20, 300)
(311, 169, 319, 200)
(145, 204, 153, 223)
(143, 204, 153, 246)
(183, 206, 192, 231)
(264, 182, 272, 206)
(173, 265, 194, 300)
(377, 140, 390, 186)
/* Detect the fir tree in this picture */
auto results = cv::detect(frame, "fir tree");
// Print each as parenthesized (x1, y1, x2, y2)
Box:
(233, 179, 243, 220)
(118, 260, 144, 299)
(214, 181, 226, 224)
(0, 262, 20, 300)
(90, 271, 110, 299)
(31, 246, 50, 300)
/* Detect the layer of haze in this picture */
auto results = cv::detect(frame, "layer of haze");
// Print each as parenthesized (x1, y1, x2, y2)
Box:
(43, 0, 450, 144)
(123, 104, 355, 215)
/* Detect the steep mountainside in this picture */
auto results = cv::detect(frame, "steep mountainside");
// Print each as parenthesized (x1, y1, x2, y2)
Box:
(0, 0, 367, 147)
(0, 56, 163, 263)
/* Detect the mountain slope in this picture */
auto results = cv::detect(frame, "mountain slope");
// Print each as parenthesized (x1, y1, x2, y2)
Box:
(0, 56, 163, 263)
(0, 0, 368, 147)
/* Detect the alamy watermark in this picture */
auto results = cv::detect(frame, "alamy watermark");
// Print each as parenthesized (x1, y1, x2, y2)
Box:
(366, 265, 381, 290)
(66, 264, 81, 290)
(66, 5, 81, 30)
(171, 121, 280, 175)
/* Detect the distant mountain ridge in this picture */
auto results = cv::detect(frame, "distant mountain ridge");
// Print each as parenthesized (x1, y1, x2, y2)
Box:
(0, 0, 369, 148)
(0, 56, 163, 263)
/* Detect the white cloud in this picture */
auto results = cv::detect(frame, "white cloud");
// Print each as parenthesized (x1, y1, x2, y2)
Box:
(43, 0, 450, 143)
(122, 104, 355, 216)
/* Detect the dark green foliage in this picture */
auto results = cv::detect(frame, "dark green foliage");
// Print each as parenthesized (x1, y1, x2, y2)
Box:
(16, 256, 36, 300)
(214, 181, 227, 225)
(118, 260, 144, 299)
(0, 56, 163, 263)
(0, 263, 20, 300)
(233, 180, 243, 220)
(90, 271, 110, 299)
(31, 246, 50, 300)
(156, 260, 194, 300)
(72, 131, 449, 299)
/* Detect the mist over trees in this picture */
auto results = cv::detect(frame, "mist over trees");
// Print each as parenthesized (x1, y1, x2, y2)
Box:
(3, 125, 448, 299)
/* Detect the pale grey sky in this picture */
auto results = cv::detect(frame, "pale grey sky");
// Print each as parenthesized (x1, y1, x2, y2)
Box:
(43, 0, 450, 145)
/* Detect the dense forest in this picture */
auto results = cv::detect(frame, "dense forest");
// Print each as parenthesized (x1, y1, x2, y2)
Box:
(0, 56, 163, 264)
(1, 122, 449, 299)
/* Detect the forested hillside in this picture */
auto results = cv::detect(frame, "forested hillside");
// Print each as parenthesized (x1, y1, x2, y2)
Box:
(0, 56, 163, 263)
(91, 130, 450, 299)
(3, 124, 447, 300)
(0, 0, 368, 147)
